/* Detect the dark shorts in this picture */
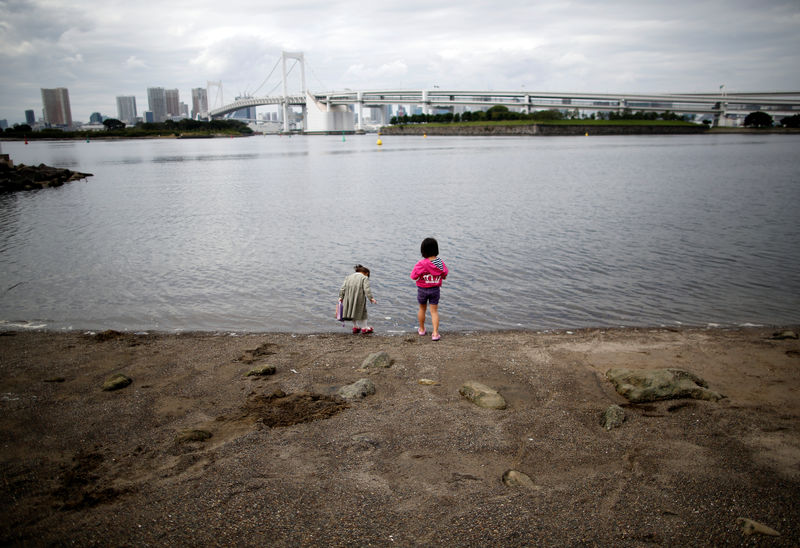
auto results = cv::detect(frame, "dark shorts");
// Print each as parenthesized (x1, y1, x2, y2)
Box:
(417, 286, 441, 305)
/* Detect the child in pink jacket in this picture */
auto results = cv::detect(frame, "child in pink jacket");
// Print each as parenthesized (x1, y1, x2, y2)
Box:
(410, 237, 449, 341)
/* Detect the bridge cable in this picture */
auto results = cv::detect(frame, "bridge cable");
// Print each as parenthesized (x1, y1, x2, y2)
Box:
(264, 60, 299, 96)
(304, 59, 329, 91)
(249, 57, 282, 97)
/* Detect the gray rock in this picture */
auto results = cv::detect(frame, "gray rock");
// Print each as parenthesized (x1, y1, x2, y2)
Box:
(502, 470, 539, 489)
(102, 374, 132, 391)
(737, 517, 780, 537)
(246, 364, 276, 376)
(606, 368, 724, 403)
(361, 351, 393, 369)
(338, 378, 376, 400)
(601, 405, 626, 430)
(459, 381, 507, 409)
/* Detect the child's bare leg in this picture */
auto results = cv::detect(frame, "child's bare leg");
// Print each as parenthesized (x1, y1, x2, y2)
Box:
(430, 304, 440, 336)
(418, 304, 427, 332)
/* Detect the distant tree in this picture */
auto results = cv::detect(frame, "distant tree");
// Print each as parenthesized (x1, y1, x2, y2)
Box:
(6, 123, 32, 133)
(531, 109, 563, 121)
(103, 118, 126, 130)
(744, 111, 773, 128)
(487, 105, 510, 120)
(780, 114, 800, 128)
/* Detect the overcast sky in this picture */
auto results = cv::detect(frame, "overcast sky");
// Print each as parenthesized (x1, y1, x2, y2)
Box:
(1, 0, 798, 124)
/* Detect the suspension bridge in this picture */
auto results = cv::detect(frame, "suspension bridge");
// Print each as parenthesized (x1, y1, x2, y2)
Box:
(208, 52, 800, 133)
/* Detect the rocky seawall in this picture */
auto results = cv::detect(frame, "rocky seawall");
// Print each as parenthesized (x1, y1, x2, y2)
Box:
(381, 124, 708, 136)
(0, 159, 92, 192)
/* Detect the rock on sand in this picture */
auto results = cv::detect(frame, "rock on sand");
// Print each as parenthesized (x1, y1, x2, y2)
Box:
(459, 381, 507, 409)
(606, 368, 724, 403)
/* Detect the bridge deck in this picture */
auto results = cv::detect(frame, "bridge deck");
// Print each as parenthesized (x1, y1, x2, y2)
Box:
(209, 89, 800, 119)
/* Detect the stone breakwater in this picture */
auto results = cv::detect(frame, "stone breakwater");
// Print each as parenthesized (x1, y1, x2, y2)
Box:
(380, 123, 708, 136)
(0, 161, 92, 192)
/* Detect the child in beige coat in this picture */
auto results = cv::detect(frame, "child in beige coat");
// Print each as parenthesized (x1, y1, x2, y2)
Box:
(338, 264, 377, 334)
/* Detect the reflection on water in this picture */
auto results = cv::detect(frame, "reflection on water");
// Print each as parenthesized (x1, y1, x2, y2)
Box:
(1, 134, 799, 333)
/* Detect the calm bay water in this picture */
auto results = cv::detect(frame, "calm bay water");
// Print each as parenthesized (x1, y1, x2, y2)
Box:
(1, 133, 799, 333)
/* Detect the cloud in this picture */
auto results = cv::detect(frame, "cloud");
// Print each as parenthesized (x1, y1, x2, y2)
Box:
(1, 0, 799, 123)
(341, 60, 409, 88)
(125, 56, 148, 69)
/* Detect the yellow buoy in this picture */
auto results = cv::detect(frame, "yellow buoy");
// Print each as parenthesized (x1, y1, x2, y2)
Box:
(423, 133, 427, 138)
(585, 132, 589, 136)
(377, 138, 382, 146)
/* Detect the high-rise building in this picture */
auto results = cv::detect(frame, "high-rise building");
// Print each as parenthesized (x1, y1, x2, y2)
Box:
(89, 112, 103, 124)
(191, 87, 208, 119)
(165, 89, 180, 118)
(147, 87, 167, 122)
(25, 110, 35, 125)
(231, 96, 256, 121)
(41, 87, 73, 127)
(116, 96, 137, 126)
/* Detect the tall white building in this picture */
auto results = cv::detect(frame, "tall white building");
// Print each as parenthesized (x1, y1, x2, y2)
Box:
(191, 87, 208, 119)
(165, 89, 180, 118)
(147, 87, 167, 122)
(41, 87, 73, 127)
(116, 95, 137, 125)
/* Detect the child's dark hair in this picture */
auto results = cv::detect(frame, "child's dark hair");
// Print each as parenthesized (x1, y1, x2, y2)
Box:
(420, 237, 439, 258)
(354, 264, 370, 276)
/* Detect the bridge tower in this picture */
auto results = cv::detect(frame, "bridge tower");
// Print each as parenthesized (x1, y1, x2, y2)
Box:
(281, 51, 306, 132)
(207, 81, 223, 118)
(712, 84, 728, 128)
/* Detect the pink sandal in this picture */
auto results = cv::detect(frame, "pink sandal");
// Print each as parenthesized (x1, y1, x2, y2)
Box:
(418, 328, 426, 336)
(431, 334, 441, 341)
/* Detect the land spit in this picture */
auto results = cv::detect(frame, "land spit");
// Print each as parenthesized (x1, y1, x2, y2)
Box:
(380, 123, 708, 136)
(0, 161, 92, 192)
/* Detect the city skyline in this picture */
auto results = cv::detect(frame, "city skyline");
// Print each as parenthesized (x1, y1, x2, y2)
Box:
(2, 0, 799, 124)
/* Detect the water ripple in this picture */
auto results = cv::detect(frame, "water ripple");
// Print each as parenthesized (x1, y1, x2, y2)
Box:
(1, 135, 799, 331)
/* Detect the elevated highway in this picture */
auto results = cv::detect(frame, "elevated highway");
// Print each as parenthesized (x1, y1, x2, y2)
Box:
(207, 52, 799, 132)
(211, 89, 800, 133)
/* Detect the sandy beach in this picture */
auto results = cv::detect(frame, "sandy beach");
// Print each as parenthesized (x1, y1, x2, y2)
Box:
(1, 326, 798, 546)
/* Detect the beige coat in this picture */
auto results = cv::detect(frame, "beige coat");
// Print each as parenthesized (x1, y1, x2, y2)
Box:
(338, 272, 374, 321)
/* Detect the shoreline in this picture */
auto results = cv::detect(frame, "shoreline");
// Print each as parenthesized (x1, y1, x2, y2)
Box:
(2, 325, 798, 544)
(2, 321, 798, 334)
(2, 127, 798, 142)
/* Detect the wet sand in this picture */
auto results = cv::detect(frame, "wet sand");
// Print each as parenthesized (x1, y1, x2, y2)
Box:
(1, 326, 798, 546)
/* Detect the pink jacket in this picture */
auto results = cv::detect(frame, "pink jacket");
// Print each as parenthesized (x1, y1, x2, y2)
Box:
(410, 257, 449, 288)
